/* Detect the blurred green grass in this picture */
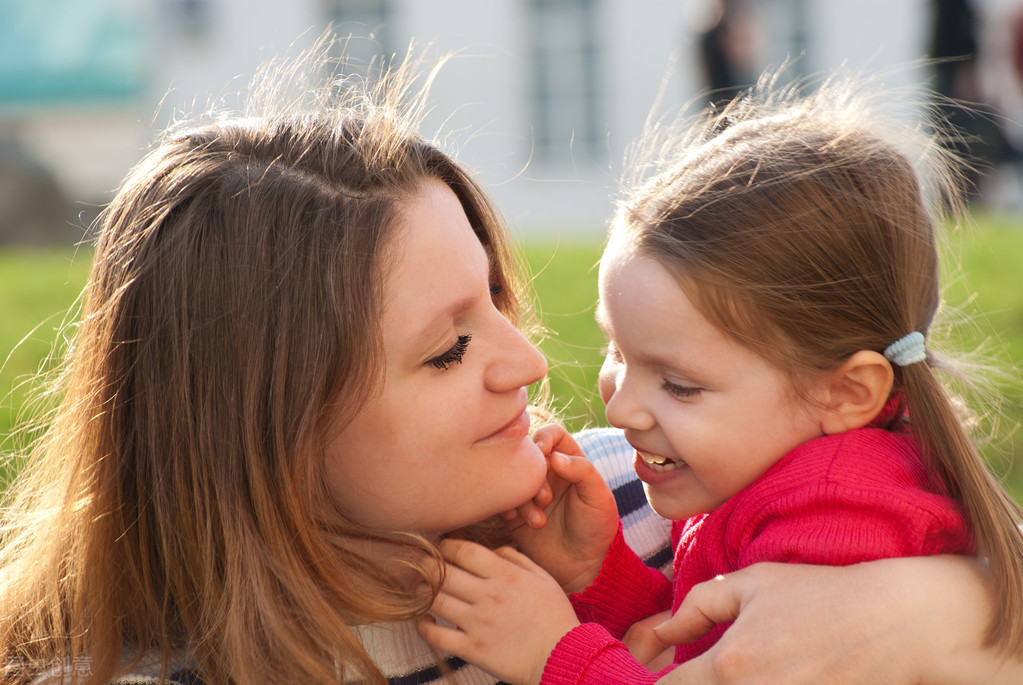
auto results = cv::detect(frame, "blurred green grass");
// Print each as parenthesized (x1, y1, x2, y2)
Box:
(0, 249, 89, 434)
(2, 215, 1022, 500)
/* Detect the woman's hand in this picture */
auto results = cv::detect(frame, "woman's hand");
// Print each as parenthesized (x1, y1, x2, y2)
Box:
(654, 556, 1019, 685)
(504, 424, 620, 593)
(418, 538, 579, 685)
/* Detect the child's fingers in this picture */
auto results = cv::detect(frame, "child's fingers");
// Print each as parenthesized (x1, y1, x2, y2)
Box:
(492, 544, 548, 574)
(433, 557, 493, 605)
(438, 537, 489, 566)
(430, 579, 474, 619)
(417, 612, 466, 657)
(549, 451, 616, 508)
(532, 423, 585, 458)
(533, 479, 553, 508)
(498, 479, 552, 529)
(549, 430, 584, 457)
(439, 538, 546, 583)
(548, 450, 591, 483)
(438, 538, 521, 579)
(531, 424, 561, 455)
(428, 555, 499, 627)
(512, 500, 547, 529)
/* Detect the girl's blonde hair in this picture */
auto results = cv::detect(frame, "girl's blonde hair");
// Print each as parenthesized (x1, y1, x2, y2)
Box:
(614, 71, 1023, 652)
(0, 39, 531, 684)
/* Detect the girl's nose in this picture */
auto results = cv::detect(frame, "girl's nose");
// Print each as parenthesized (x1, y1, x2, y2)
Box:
(601, 366, 655, 432)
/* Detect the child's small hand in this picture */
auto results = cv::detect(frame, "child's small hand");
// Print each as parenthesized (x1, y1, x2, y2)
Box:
(502, 424, 579, 530)
(418, 538, 580, 685)
(504, 424, 619, 593)
(519, 450, 619, 593)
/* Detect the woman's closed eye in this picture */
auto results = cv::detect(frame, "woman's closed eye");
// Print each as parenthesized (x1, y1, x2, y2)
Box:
(662, 378, 702, 399)
(428, 334, 472, 370)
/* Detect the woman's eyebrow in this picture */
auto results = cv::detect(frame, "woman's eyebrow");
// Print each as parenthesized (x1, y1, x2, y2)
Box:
(408, 294, 478, 349)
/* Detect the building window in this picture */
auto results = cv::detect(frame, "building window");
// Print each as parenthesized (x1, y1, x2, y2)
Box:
(528, 0, 602, 164)
(321, 0, 392, 75)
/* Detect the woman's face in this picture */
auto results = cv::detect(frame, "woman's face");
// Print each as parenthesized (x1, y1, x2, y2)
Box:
(324, 179, 549, 541)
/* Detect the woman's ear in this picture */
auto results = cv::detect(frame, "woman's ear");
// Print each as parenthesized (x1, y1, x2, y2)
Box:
(818, 351, 894, 435)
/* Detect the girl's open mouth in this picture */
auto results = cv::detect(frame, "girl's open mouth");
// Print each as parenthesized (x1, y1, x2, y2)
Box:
(638, 451, 686, 473)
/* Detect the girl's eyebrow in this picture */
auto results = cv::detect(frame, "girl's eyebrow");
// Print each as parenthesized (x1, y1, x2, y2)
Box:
(593, 302, 610, 335)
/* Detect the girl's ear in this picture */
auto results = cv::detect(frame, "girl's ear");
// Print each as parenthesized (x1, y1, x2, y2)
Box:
(818, 350, 894, 435)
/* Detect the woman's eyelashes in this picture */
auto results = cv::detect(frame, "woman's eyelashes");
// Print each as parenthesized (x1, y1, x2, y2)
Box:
(428, 334, 472, 370)
(426, 284, 494, 372)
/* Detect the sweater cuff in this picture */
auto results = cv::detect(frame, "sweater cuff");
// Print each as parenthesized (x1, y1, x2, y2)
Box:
(541, 623, 665, 685)
(570, 523, 673, 637)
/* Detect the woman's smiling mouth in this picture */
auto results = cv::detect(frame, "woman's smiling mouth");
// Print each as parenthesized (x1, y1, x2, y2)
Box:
(477, 406, 531, 444)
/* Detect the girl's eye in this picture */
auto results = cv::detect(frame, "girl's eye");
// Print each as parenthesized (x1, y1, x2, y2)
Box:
(429, 334, 472, 370)
(662, 379, 701, 399)
(602, 344, 623, 364)
(489, 283, 504, 298)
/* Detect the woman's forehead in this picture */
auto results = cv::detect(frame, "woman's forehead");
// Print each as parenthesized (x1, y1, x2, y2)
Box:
(377, 180, 488, 333)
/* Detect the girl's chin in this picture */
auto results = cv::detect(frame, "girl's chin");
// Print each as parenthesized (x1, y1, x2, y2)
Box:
(645, 490, 714, 521)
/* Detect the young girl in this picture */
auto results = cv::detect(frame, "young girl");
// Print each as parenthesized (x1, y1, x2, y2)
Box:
(419, 74, 1023, 684)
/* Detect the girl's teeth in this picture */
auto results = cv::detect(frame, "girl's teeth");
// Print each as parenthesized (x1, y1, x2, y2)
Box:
(640, 451, 685, 473)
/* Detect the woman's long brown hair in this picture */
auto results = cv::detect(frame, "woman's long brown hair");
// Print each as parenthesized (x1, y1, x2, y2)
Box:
(0, 38, 535, 684)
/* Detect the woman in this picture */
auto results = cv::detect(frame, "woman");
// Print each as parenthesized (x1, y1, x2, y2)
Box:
(0, 39, 1017, 684)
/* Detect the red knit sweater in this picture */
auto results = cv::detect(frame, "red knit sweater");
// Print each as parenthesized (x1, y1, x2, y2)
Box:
(541, 426, 975, 684)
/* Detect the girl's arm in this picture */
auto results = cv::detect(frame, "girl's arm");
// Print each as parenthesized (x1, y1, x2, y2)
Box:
(655, 556, 1022, 685)
(419, 539, 672, 685)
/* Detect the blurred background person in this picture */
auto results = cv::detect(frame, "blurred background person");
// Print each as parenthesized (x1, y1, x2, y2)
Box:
(697, 0, 762, 107)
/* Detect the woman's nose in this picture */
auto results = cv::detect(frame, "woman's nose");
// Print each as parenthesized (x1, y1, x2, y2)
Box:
(484, 318, 548, 392)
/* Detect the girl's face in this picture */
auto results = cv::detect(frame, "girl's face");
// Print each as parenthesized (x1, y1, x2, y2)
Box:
(596, 239, 827, 521)
(324, 179, 549, 541)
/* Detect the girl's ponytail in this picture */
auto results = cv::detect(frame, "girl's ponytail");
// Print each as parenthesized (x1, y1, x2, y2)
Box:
(900, 358, 1023, 651)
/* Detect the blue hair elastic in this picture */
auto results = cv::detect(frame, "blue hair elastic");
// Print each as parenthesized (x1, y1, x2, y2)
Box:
(883, 331, 927, 367)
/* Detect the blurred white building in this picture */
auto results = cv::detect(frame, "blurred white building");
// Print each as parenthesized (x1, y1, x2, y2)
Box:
(0, 0, 940, 240)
